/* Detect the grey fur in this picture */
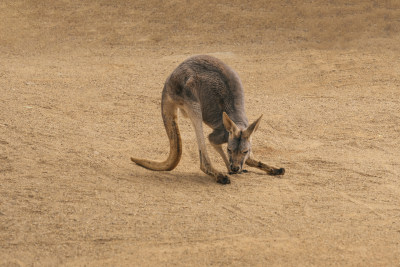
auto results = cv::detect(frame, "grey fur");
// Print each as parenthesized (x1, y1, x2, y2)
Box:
(131, 55, 285, 184)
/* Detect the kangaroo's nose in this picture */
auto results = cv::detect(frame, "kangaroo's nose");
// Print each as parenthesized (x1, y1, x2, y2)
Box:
(231, 166, 240, 173)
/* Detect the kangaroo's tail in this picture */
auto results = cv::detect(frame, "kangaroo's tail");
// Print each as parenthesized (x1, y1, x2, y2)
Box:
(131, 86, 182, 171)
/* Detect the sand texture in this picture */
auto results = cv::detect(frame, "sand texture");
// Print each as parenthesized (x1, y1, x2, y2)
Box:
(1, 0, 400, 266)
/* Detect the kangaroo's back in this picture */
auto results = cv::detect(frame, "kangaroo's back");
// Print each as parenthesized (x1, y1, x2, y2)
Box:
(166, 55, 249, 130)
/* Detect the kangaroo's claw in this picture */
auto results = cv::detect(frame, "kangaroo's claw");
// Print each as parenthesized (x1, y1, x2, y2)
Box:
(271, 168, 285, 175)
(217, 174, 231, 184)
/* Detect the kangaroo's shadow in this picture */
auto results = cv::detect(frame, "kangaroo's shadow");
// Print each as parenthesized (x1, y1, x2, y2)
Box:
(130, 167, 283, 186)
(162, 171, 216, 185)
(130, 169, 217, 186)
(229, 168, 286, 178)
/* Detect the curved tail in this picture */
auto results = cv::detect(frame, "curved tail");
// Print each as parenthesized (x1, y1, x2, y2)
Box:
(131, 89, 182, 171)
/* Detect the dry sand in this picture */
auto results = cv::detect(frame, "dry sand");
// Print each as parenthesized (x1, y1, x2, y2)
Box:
(1, 0, 400, 266)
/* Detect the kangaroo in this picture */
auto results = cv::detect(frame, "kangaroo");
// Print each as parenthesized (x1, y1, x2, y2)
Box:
(131, 55, 285, 184)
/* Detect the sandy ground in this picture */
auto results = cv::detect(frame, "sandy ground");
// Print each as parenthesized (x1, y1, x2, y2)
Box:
(1, 0, 400, 266)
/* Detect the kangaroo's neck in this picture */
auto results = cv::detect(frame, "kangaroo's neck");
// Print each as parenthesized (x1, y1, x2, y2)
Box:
(224, 74, 248, 129)
(226, 109, 248, 129)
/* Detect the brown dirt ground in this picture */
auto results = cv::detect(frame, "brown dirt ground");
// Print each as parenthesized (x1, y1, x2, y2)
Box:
(1, 0, 400, 266)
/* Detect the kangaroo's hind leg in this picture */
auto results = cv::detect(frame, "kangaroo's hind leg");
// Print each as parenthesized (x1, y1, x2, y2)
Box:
(184, 105, 230, 184)
(246, 156, 285, 175)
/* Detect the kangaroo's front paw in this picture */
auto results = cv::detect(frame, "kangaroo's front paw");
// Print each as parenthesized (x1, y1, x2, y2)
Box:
(271, 168, 285, 175)
(217, 174, 231, 184)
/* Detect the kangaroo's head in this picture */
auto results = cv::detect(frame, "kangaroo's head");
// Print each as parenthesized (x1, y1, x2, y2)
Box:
(222, 112, 262, 174)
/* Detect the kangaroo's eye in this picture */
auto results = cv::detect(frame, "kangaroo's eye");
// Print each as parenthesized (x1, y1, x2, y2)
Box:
(227, 148, 232, 153)
(242, 150, 248, 154)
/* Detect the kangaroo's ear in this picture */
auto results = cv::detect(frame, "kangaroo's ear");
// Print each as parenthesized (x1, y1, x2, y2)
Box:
(243, 114, 263, 138)
(223, 112, 239, 136)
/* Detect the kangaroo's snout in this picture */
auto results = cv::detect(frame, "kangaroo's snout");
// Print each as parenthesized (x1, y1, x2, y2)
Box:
(229, 162, 243, 174)
(230, 166, 240, 173)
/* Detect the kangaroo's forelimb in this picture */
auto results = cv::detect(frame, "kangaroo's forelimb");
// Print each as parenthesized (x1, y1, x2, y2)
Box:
(246, 157, 285, 175)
